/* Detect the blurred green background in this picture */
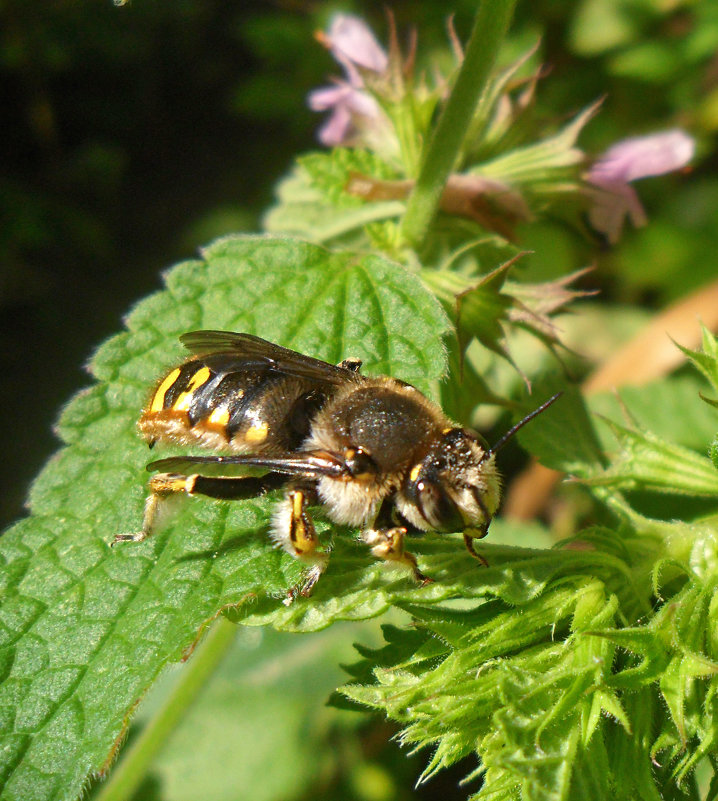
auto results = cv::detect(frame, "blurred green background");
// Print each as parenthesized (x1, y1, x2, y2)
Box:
(3, 2, 718, 798)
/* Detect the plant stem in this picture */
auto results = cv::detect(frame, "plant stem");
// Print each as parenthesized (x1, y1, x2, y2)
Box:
(95, 616, 238, 801)
(400, 0, 517, 251)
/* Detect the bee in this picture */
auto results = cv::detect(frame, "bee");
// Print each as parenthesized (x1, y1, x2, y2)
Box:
(114, 331, 558, 599)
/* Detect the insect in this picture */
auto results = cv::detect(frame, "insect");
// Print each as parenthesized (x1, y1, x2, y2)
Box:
(114, 331, 559, 599)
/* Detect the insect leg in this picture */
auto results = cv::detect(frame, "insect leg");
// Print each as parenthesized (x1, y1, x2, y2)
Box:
(361, 527, 433, 585)
(113, 471, 287, 545)
(463, 533, 489, 567)
(271, 488, 329, 601)
(188, 472, 289, 500)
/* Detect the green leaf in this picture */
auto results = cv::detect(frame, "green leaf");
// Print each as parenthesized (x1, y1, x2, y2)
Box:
(569, 731, 612, 801)
(476, 101, 599, 190)
(588, 374, 718, 455)
(263, 164, 404, 245)
(0, 235, 450, 801)
(342, 578, 624, 800)
(439, 338, 507, 427)
(299, 148, 397, 208)
(117, 624, 367, 801)
(592, 575, 718, 772)
(673, 324, 718, 407)
(587, 417, 718, 497)
(515, 380, 605, 475)
(609, 690, 666, 801)
(337, 511, 718, 798)
(421, 261, 516, 371)
(464, 45, 541, 162)
(421, 258, 589, 386)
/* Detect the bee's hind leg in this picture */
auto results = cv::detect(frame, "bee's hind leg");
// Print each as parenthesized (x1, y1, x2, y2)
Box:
(112, 471, 288, 546)
(113, 473, 197, 545)
(271, 488, 329, 603)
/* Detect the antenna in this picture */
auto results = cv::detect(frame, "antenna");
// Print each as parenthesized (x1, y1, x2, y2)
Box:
(488, 392, 562, 456)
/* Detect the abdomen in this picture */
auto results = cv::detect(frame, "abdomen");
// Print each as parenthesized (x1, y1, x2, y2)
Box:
(139, 357, 330, 454)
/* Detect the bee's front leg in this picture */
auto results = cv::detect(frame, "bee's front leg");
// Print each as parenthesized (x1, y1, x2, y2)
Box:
(463, 532, 489, 567)
(361, 527, 434, 585)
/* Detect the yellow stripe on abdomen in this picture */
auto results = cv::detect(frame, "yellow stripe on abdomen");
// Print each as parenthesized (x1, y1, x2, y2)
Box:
(208, 406, 231, 427)
(244, 420, 269, 444)
(149, 367, 182, 412)
(172, 366, 212, 412)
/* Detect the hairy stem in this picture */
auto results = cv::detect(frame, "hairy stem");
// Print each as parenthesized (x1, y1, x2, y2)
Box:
(95, 616, 238, 801)
(400, 0, 517, 250)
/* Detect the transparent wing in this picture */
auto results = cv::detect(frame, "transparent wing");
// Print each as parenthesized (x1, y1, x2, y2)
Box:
(180, 331, 360, 385)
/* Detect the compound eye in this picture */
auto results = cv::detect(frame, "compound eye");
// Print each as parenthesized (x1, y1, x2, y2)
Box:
(416, 478, 463, 532)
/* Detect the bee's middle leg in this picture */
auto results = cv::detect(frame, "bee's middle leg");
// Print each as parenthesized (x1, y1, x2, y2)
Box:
(271, 488, 329, 601)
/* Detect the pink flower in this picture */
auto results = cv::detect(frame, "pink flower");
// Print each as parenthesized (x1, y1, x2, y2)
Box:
(322, 13, 388, 78)
(308, 83, 384, 147)
(585, 130, 695, 243)
(307, 15, 388, 148)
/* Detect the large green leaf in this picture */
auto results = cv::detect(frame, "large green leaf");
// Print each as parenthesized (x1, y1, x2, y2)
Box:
(0, 235, 451, 801)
